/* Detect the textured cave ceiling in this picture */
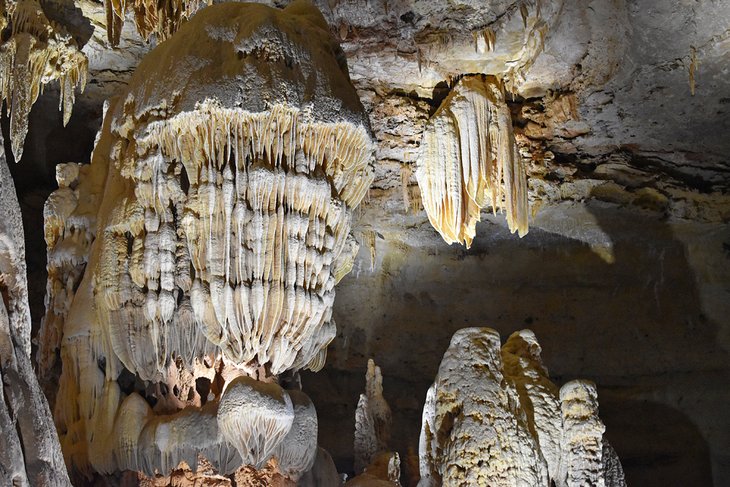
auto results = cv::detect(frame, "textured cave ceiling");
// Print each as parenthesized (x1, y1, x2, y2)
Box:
(2, 0, 730, 486)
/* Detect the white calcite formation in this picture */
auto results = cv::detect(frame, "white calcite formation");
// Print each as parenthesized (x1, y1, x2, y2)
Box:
(47, 0, 373, 480)
(0, 133, 71, 486)
(0, 0, 87, 161)
(37, 163, 97, 378)
(416, 75, 528, 247)
(418, 328, 547, 486)
(502, 329, 562, 481)
(418, 327, 626, 487)
(559, 380, 609, 487)
(274, 389, 319, 481)
(217, 376, 294, 469)
(354, 359, 393, 474)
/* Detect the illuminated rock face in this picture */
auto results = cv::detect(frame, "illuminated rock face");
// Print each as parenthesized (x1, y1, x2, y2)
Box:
(45, 0, 373, 479)
(0, 0, 87, 161)
(0, 134, 71, 486)
(418, 328, 626, 487)
(416, 75, 528, 247)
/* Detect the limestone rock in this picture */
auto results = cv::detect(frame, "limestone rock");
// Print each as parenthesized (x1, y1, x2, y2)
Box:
(0, 134, 71, 486)
(418, 328, 626, 487)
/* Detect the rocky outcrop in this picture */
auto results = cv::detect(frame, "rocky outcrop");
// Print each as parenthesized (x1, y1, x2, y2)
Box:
(418, 327, 626, 487)
(0, 133, 71, 486)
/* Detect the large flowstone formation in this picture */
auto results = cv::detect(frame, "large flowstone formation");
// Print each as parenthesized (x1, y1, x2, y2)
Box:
(40, 1, 373, 480)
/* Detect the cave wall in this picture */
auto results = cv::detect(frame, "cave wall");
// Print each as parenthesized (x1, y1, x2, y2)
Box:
(2, 0, 729, 485)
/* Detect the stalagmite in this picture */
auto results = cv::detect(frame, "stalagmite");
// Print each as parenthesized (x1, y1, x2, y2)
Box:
(418, 328, 626, 487)
(0, 0, 87, 161)
(416, 75, 528, 247)
(47, 0, 373, 480)
(0, 134, 71, 486)
(37, 163, 96, 378)
(418, 328, 547, 486)
(558, 380, 608, 487)
(502, 329, 562, 481)
(274, 389, 319, 480)
(354, 359, 392, 473)
(299, 447, 342, 487)
(347, 452, 402, 486)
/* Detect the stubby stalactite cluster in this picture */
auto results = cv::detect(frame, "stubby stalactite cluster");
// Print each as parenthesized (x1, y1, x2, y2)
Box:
(416, 75, 529, 247)
(104, 0, 204, 46)
(0, 0, 87, 161)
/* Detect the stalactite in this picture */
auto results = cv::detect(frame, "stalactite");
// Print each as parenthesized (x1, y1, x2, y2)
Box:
(103, 0, 205, 46)
(416, 75, 528, 247)
(362, 229, 376, 271)
(400, 164, 413, 212)
(0, 0, 87, 161)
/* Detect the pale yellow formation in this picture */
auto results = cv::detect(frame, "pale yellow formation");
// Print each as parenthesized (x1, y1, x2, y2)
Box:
(354, 359, 392, 474)
(98, 101, 372, 380)
(418, 328, 625, 487)
(48, 1, 373, 479)
(104, 0, 203, 46)
(416, 75, 528, 247)
(559, 380, 607, 487)
(0, 0, 87, 161)
(37, 163, 97, 378)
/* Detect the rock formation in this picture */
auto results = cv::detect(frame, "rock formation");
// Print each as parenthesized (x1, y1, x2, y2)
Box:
(0, 0, 726, 485)
(416, 75, 528, 247)
(0, 0, 87, 161)
(102, 0, 201, 46)
(349, 358, 400, 486)
(0, 133, 71, 486)
(41, 0, 373, 481)
(354, 359, 393, 473)
(418, 327, 626, 487)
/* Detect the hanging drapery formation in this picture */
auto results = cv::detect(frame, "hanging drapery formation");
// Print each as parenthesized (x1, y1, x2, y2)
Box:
(44, 0, 374, 480)
(103, 0, 205, 46)
(416, 75, 528, 247)
(0, 0, 87, 161)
